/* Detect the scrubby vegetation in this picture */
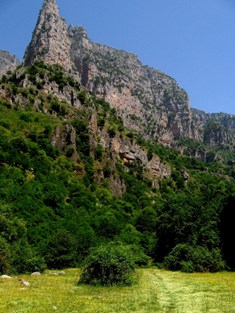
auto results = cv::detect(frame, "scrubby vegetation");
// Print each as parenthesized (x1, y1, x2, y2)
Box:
(0, 63, 235, 276)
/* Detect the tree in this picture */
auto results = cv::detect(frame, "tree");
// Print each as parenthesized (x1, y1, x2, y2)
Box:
(45, 229, 76, 269)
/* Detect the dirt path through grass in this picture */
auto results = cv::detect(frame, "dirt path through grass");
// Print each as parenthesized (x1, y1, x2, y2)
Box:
(145, 269, 235, 313)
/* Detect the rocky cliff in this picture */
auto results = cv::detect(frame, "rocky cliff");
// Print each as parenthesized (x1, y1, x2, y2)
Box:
(23, 0, 200, 146)
(20, 0, 235, 149)
(0, 50, 19, 77)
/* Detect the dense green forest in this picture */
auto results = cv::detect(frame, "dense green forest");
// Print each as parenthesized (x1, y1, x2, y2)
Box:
(0, 62, 235, 275)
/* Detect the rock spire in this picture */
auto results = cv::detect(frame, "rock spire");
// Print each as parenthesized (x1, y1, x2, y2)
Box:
(42, 0, 59, 15)
(23, 0, 72, 70)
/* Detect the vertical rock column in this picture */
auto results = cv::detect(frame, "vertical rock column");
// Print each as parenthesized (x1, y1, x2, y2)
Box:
(23, 0, 72, 70)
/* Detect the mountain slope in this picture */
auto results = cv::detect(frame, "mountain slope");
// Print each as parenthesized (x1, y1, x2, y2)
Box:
(0, 63, 235, 274)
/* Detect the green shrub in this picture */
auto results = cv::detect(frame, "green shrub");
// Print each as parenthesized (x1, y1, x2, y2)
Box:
(0, 121, 10, 129)
(95, 144, 103, 161)
(78, 91, 87, 104)
(97, 117, 105, 128)
(108, 128, 116, 138)
(79, 242, 136, 286)
(164, 244, 225, 272)
(66, 147, 75, 158)
(20, 112, 34, 122)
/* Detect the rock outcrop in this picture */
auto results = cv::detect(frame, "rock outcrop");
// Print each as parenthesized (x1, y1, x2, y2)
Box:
(104, 133, 171, 187)
(0, 50, 19, 77)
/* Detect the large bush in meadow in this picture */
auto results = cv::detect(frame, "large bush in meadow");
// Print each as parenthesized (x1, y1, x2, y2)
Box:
(79, 242, 136, 286)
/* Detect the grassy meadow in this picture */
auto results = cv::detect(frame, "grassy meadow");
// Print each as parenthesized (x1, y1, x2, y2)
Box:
(0, 268, 235, 313)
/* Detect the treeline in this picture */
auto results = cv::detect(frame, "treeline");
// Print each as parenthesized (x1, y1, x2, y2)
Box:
(0, 64, 235, 274)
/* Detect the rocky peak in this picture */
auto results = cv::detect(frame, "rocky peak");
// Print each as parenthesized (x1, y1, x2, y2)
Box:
(42, 0, 59, 15)
(23, 0, 72, 70)
(0, 50, 19, 77)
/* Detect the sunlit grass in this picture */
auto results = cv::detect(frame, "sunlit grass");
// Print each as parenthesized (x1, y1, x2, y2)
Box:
(0, 268, 235, 313)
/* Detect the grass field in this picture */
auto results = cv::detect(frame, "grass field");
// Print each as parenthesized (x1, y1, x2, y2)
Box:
(0, 268, 235, 313)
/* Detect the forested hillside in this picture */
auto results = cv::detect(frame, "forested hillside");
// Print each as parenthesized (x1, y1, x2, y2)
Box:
(0, 63, 235, 274)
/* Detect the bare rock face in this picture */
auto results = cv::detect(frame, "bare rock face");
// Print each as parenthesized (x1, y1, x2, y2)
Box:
(23, 0, 72, 70)
(69, 26, 197, 145)
(0, 50, 19, 76)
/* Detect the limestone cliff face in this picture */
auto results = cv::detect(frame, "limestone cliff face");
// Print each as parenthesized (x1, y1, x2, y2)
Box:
(70, 26, 196, 145)
(23, 0, 72, 70)
(23, 0, 198, 146)
(0, 51, 19, 77)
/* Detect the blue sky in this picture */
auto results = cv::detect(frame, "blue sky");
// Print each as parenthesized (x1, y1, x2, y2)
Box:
(0, 0, 235, 114)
